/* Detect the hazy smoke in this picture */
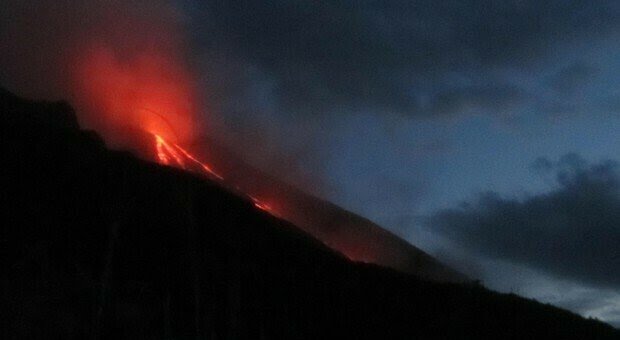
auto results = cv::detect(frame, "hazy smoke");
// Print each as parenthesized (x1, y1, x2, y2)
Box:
(0, 0, 327, 195)
(0, 0, 202, 143)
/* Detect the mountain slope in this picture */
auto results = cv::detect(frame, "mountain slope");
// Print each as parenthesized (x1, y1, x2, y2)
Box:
(1, 88, 618, 338)
(186, 136, 466, 282)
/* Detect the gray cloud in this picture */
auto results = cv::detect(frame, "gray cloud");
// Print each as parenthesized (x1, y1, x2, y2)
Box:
(547, 62, 601, 96)
(189, 0, 620, 118)
(426, 154, 620, 288)
(429, 84, 526, 117)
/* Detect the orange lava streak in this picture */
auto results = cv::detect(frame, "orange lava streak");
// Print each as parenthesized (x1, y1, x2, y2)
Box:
(155, 134, 185, 167)
(153, 133, 274, 215)
(171, 142, 224, 180)
(155, 137, 170, 165)
(249, 195, 274, 212)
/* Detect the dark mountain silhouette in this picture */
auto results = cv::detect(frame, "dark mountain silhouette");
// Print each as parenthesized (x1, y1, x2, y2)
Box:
(115, 110, 466, 283)
(184, 135, 467, 283)
(1, 87, 618, 338)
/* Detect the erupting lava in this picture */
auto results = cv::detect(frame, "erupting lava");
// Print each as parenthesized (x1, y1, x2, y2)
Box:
(72, 45, 275, 215)
(68, 45, 460, 279)
(152, 132, 275, 214)
(154, 133, 223, 180)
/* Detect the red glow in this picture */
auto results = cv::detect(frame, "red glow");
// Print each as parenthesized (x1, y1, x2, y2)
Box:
(153, 133, 224, 181)
(72, 43, 274, 215)
(248, 195, 276, 215)
(73, 45, 198, 144)
(171, 140, 224, 181)
(153, 133, 275, 214)
(155, 133, 185, 166)
(68, 45, 431, 275)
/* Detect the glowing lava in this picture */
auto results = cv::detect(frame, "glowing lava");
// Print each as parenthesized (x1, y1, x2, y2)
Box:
(154, 133, 223, 180)
(155, 134, 184, 167)
(248, 195, 274, 212)
(72, 43, 276, 216)
(152, 133, 275, 215)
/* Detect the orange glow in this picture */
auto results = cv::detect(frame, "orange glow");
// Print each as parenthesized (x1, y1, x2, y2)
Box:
(73, 45, 198, 144)
(248, 195, 276, 215)
(152, 133, 275, 215)
(153, 133, 223, 180)
(171, 141, 224, 180)
(71, 42, 278, 217)
(68, 44, 398, 269)
(155, 134, 185, 167)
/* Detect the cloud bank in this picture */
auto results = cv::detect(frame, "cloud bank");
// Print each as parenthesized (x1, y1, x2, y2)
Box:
(427, 154, 620, 288)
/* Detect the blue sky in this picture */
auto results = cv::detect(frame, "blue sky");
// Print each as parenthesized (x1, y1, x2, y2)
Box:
(319, 52, 620, 326)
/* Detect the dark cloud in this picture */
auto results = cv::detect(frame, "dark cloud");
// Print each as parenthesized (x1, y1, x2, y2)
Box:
(429, 84, 526, 117)
(547, 62, 600, 96)
(427, 154, 620, 288)
(189, 0, 620, 118)
(0, 0, 189, 100)
(531, 156, 554, 173)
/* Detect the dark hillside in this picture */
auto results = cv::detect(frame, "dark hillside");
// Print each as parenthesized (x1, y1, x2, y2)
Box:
(187, 134, 466, 283)
(1, 88, 618, 338)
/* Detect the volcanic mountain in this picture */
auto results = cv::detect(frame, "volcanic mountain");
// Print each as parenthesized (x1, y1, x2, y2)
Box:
(111, 112, 466, 283)
(1, 87, 618, 338)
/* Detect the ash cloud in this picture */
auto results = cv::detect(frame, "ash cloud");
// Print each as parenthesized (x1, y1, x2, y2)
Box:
(426, 154, 620, 288)
(0, 0, 201, 144)
(0, 0, 190, 98)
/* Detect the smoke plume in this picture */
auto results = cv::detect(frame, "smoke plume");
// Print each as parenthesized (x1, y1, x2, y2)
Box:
(1, 0, 201, 145)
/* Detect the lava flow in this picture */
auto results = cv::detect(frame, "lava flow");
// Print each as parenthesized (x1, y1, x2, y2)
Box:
(154, 133, 223, 180)
(71, 44, 277, 215)
(152, 132, 275, 215)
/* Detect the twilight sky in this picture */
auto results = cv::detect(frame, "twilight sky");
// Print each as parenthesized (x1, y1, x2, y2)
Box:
(2, 0, 619, 327)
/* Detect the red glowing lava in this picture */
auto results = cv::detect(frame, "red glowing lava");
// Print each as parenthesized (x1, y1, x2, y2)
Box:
(248, 195, 274, 212)
(66, 45, 454, 279)
(71, 43, 275, 215)
(153, 133, 223, 181)
(152, 133, 275, 215)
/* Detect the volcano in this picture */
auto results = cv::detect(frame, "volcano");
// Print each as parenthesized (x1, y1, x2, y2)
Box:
(183, 136, 467, 282)
(110, 111, 466, 283)
(1, 87, 618, 338)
